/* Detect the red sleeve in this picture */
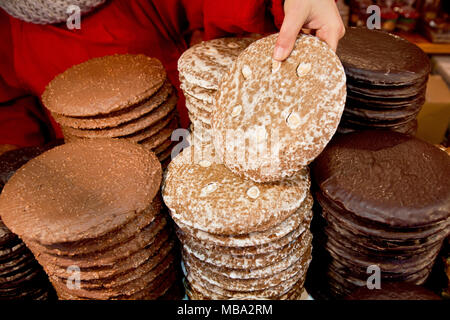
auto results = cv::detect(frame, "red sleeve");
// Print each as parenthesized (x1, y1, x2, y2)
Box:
(0, 9, 51, 147)
(200, 0, 278, 39)
(269, 0, 285, 30)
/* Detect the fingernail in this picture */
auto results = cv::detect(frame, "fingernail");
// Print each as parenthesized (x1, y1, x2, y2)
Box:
(273, 46, 284, 61)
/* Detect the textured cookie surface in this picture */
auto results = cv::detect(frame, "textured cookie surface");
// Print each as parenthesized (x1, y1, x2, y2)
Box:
(42, 54, 166, 117)
(178, 38, 255, 90)
(162, 146, 310, 235)
(0, 139, 162, 244)
(213, 33, 346, 182)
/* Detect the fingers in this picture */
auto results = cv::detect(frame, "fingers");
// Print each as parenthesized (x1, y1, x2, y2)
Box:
(274, 0, 346, 57)
(273, 1, 309, 61)
(312, 3, 345, 52)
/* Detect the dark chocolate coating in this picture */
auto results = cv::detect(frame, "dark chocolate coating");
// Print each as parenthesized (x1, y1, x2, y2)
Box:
(337, 120, 418, 136)
(312, 131, 450, 227)
(337, 27, 431, 85)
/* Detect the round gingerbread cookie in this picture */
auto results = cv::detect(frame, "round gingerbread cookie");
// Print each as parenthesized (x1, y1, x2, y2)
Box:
(162, 146, 310, 235)
(212, 33, 346, 182)
(43, 54, 166, 117)
(183, 231, 312, 278)
(337, 27, 430, 86)
(178, 38, 255, 90)
(0, 139, 162, 245)
(184, 261, 307, 299)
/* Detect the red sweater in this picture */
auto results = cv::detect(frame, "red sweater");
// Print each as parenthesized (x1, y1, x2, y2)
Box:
(0, 0, 284, 147)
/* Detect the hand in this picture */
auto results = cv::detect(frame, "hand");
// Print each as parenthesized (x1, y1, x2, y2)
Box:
(273, 0, 345, 61)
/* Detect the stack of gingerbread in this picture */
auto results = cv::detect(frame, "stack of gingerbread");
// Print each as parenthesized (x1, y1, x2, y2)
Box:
(164, 33, 347, 299)
(0, 146, 58, 300)
(0, 218, 52, 300)
(163, 145, 312, 299)
(0, 139, 180, 300)
(306, 130, 450, 299)
(336, 27, 430, 135)
(43, 54, 179, 168)
(178, 38, 254, 145)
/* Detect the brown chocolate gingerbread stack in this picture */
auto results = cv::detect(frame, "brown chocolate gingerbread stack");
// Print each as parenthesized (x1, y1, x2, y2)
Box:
(42, 54, 179, 168)
(306, 130, 450, 299)
(0, 147, 56, 300)
(336, 27, 430, 135)
(0, 219, 52, 300)
(0, 139, 180, 300)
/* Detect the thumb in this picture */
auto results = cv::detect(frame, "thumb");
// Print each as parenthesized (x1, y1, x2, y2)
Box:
(273, 2, 309, 61)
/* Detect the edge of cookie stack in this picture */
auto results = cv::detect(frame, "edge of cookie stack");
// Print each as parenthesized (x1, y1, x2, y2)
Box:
(178, 38, 254, 146)
(0, 218, 53, 300)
